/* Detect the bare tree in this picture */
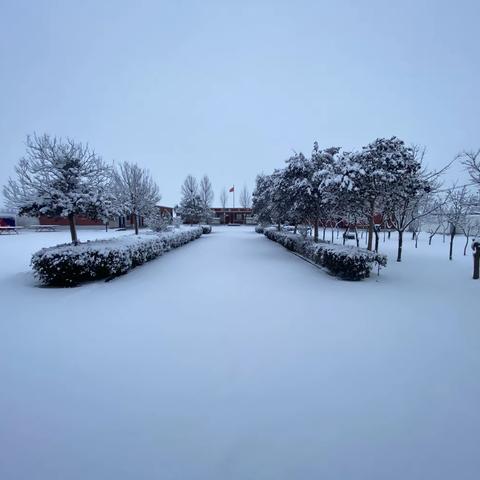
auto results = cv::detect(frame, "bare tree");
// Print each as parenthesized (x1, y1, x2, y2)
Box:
(384, 146, 447, 262)
(182, 174, 198, 199)
(239, 185, 251, 223)
(113, 162, 161, 234)
(460, 202, 480, 255)
(3, 133, 114, 244)
(459, 149, 480, 186)
(219, 187, 228, 224)
(425, 208, 447, 245)
(444, 186, 471, 260)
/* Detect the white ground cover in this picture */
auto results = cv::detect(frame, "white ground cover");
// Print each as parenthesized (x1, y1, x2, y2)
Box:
(0, 226, 479, 479)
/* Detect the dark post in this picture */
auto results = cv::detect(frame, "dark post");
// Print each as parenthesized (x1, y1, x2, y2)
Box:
(472, 239, 480, 280)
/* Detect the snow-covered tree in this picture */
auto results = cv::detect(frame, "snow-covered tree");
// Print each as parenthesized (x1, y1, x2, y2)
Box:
(252, 173, 274, 226)
(113, 161, 161, 235)
(199, 175, 214, 224)
(176, 175, 204, 224)
(383, 146, 446, 261)
(444, 186, 472, 260)
(3, 133, 114, 244)
(461, 211, 480, 256)
(145, 208, 172, 232)
(282, 145, 341, 241)
(337, 138, 414, 251)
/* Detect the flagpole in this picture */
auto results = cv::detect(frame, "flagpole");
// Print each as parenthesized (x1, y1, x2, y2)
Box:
(233, 185, 235, 210)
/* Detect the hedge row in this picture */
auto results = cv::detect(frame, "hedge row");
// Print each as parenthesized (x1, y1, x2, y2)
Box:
(263, 228, 387, 280)
(31, 227, 203, 286)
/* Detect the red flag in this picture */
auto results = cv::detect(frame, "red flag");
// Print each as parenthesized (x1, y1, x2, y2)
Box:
(229, 186, 235, 192)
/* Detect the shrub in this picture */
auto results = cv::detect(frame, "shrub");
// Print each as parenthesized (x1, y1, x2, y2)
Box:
(31, 227, 203, 287)
(201, 225, 212, 234)
(255, 225, 265, 234)
(264, 228, 387, 280)
(145, 210, 172, 232)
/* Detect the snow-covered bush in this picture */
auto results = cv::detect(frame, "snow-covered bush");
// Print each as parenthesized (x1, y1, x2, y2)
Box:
(255, 225, 265, 234)
(145, 209, 172, 232)
(201, 225, 212, 234)
(264, 228, 387, 280)
(31, 227, 203, 286)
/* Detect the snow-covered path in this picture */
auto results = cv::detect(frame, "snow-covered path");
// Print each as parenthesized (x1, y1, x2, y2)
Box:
(0, 226, 479, 479)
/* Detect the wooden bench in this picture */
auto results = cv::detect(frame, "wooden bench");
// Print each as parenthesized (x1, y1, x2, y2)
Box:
(0, 226, 23, 235)
(32, 225, 57, 232)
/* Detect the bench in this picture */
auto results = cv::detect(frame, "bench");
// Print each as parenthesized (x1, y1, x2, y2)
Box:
(32, 225, 57, 232)
(0, 226, 23, 235)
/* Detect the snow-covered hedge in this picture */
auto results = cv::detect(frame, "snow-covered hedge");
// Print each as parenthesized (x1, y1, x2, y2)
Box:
(201, 225, 212, 234)
(264, 228, 387, 280)
(31, 227, 203, 286)
(255, 225, 265, 234)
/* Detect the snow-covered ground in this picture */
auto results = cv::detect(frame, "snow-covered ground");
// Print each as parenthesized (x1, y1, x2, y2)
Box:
(0, 226, 479, 480)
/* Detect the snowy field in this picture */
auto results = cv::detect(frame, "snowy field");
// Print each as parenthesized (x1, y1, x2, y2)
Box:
(0, 226, 479, 479)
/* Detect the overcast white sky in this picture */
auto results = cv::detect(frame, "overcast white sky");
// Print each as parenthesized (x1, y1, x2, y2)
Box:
(1, 0, 479, 206)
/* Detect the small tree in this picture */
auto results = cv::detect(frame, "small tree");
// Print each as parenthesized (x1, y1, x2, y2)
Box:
(239, 185, 251, 223)
(383, 146, 447, 261)
(113, 162, 161, 234)
(176, 175, 204, 224)
(252, 174, 274, 226)
(3, 134, 114, 244)
(145, 208, 172, 232)
(199, 175, 214, 224)
(444, 186, 471, 260)
(219, 187, 228, 224)
(342, 138, 414, 251)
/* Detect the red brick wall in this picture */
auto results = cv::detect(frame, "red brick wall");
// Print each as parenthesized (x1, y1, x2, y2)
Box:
(39, 215, 103, 226)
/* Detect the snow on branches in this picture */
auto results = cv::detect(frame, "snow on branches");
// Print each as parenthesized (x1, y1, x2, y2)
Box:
(3, 134, 116, 244)
(253, 136, 449, 262)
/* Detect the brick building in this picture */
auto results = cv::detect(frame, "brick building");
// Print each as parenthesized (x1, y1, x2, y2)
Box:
(38, 205, 173, 229)
(211, 208, 254, 225)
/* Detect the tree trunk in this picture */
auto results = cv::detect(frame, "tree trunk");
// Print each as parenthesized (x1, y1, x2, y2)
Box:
(464, 233, 470, 256)
(331, 228, 334, 243)
(354, 227, 359, 248)
(367, 209, 374, 251)
(68, 213, 78, 245)
(134, 214, 139, 235)
(415, 233, 419, 248)
(374, 228, 379, 253)
(313, 218, 319, 242)
(449, 226, 455, 260)
(388, 231, 391, 239)
(322, 227, 326, 241)
(473, 246, 480, 280)
(397, 230, 403, 262)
